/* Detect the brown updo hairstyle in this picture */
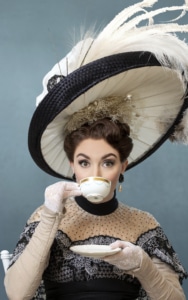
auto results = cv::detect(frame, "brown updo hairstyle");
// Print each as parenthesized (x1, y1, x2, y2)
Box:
(64, 118, 133, 162)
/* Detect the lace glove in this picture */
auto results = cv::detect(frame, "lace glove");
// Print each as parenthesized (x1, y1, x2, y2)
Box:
(103, 240, 142, 271)
(44, 181, 81, 213)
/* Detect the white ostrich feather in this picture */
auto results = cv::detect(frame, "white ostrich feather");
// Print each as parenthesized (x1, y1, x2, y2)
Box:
(94, 0, 159, 35)
(97, 4, 188, 36)
(170, 109, 188, 145)
(81, 1, 188, 80)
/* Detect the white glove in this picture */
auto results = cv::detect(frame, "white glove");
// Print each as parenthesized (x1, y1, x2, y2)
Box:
(44, 181, 81, 213)
(103, 240, 143, 271)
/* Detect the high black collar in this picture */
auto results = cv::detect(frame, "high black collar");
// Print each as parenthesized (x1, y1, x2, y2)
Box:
(75, 195, 118, 216)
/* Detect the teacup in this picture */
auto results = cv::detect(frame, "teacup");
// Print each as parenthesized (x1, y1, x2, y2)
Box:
(80, 176, 111, 203)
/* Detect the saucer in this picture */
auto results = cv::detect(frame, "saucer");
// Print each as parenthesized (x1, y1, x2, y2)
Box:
(70, 244, 121, 259)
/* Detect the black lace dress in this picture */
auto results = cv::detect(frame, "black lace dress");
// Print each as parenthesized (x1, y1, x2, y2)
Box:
(9, 196, 187, 299)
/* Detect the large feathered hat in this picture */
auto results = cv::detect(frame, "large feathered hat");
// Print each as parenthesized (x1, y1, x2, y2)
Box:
(28, 0, 188, 180)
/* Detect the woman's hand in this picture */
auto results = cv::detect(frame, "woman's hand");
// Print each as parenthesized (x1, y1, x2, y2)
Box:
(103, 240, 143, 271)
(44, 181, 81, 213)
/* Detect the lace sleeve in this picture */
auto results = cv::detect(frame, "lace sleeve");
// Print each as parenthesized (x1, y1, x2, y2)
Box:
(136, 226, 187, 283)
(9, 221, 46, 300)
(9, 222, 38, 267)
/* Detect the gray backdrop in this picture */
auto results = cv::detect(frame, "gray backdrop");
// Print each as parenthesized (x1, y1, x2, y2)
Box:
(0, 0, 187, 299)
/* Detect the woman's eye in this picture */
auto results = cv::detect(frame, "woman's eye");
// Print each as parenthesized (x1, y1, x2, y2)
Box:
(79, 160, 89, 167)
(103, 160, 115, 167)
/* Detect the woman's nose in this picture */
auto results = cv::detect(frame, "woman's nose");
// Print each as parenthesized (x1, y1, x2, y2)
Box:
(92, 166, 102, 177)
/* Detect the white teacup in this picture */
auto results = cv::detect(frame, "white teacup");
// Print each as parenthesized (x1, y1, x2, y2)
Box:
(80, 177, 111, 203)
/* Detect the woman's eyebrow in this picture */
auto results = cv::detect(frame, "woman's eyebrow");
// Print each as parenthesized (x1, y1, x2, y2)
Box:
(102, 153, 117, 159)
(76, 153, 117, 159)
(76, 153, 90, 159)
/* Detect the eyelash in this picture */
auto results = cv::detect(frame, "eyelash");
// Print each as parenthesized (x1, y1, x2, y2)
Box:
(103, 160, 115, 167)
(78, 159, 115, 168)
(78, 160, 89, 167)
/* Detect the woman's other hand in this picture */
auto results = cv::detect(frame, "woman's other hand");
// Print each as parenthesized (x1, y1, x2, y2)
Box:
(103, 240, 143, 271)
(44, 181, 81, 213)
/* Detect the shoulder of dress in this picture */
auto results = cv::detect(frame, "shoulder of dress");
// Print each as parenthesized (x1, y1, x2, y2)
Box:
(27, 205, 44, 224)
(118, 202, 159, 229)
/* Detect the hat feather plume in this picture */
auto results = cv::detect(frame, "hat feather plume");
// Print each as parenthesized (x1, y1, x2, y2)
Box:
(82, 0, 188, 79)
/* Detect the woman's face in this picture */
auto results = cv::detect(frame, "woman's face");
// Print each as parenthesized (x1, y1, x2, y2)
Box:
(70, 138, 128, 202)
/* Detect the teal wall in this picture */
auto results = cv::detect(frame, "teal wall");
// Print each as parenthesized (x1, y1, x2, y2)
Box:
(0, 1, 187, 298)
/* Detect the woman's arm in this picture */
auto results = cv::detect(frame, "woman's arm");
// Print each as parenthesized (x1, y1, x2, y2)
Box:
(4, 181, 81, 300)
(4, 206, 63, 300)
(133, 252, 185, 300)
(104, 240, 186, 300)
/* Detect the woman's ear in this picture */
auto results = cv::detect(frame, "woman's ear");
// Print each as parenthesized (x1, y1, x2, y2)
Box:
(121, 160, 128, 173)
(70, 162, 74, 174)
(70, 162, 76, 181)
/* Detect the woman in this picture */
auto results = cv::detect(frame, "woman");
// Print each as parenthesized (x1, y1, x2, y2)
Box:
(4, 118, 187, 299)
(4, 1, 188, 299)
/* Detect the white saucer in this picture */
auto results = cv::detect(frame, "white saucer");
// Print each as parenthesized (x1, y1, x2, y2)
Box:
(70, 244, 121, 259)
